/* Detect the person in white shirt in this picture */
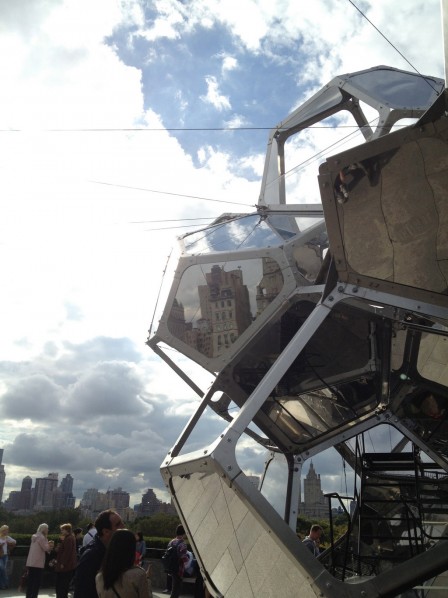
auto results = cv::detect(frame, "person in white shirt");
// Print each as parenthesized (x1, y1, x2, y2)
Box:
(83, 523, 98, 547)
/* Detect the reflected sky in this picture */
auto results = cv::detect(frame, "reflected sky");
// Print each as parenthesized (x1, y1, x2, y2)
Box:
(182, 213, 283, 254)
(182, 212, 326, 254)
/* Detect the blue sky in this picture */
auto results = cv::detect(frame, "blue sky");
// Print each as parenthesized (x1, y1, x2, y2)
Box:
(0, 0, 444, 509)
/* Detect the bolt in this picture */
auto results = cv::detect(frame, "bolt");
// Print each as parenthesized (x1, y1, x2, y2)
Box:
(328, 295, 334, 301)
(352, 286, 358, 293)
(227, 466, 232, 471)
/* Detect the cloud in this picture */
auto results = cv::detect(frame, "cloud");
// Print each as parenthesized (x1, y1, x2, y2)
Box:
(200, 75, 232, 110)
(1, 375, 64, 422)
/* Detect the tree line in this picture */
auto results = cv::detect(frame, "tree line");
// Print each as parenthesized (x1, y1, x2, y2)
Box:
(0, 505, 347, 551)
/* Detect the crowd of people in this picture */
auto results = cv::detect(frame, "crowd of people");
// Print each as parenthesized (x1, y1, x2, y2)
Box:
(0, 515, 325, 597)
(4, 510, 212, 598)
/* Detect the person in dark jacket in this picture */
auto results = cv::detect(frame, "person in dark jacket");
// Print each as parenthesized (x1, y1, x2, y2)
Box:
(73, 509, 124, 598)
(167, 525, 189, 598)
(55, 523, 77, 598)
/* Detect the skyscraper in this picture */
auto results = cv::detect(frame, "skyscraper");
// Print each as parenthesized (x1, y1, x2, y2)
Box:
(33, 473, 58, 509)
(298, 461, 329, 519)
(0, 449, 6, 503)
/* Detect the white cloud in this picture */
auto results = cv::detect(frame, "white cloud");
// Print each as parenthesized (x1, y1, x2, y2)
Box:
(200, 75, 232, 110)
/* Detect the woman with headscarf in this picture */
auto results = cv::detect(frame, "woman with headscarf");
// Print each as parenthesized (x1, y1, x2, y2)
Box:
(96, 528, 151, 598)
(25, 523, 55, 598)
(55, 523, 77, 598)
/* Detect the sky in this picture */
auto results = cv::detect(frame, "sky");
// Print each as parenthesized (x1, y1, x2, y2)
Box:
(0, 0, 445, 511)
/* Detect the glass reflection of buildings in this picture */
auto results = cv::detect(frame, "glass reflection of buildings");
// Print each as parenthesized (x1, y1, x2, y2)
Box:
(168, 259, 283, 358)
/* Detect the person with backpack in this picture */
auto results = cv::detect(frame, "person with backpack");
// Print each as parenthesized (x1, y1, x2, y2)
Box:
(163, 525, 189, 598)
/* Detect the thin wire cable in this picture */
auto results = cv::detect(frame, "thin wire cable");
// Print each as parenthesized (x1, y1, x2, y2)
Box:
(89, 179, 251, 207)
(347, 0, 439, 92)
(131, 217, 215, 223)
(148, 249, 173, 338)
(0, 124, 390, 133)
(144, 223, 214, 232)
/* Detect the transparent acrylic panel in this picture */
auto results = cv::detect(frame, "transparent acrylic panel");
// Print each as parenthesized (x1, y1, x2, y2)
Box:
(182, 214, 284, 255)
(292, 233, 328, 283)
(229, 299, 378, 447)
(283, 112, 369, 206)
(348, 68, 443, 110)
(167, 259, 284, 358)
(262, 381, 377, 447)
(257, 451, 288, 517)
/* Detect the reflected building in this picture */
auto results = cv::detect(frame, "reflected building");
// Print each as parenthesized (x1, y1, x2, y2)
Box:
(168, 262, 283, 359)
(256, 257, 283, 316)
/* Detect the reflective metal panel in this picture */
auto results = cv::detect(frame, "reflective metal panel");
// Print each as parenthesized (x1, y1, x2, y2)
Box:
(171, 471, 319, 598)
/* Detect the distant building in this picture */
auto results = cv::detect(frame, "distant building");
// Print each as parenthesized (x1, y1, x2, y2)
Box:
(53, 474, 75, 509)
(19, 476, 32, 510)
(137, 488, 176, 517)
(139, 489, 160, 516)
(298, 461, 329, 519)
(106, 487, 130, 517)
(79, 487, 130, 519)
(0, 449, 6, 503)
(33, 473, 59, 510)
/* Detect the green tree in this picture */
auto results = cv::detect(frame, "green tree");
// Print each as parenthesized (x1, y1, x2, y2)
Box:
(133, 513, 180, 538)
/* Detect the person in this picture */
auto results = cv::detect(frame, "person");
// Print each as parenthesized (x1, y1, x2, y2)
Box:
(95, 529, 151, 598)
(0, 524, 16, 589)
(55, 523, 77, 598)
(83, 522, 98, 547)
(135, 531, 146, 567)
(73, 527, 83, 555)
(302, 524, 323, 556)
(25, 523, 55, 598)
(73, 509, 124, 598)
(167, 524, 189, 598)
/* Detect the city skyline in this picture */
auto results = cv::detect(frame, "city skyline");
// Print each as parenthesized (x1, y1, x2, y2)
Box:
(2, 466, 175, 520)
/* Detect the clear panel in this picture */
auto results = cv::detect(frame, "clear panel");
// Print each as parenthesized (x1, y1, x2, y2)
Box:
(229, 300, 378, 447)
(348, 69, 443, 110)
(391, 329, 406, 371)
(262, 381, 377, 447)
(292, 234, 328, 283)
(167, 259, 284, 358)
(182, 214, 284, 255)
(257, 451, 288, 517)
